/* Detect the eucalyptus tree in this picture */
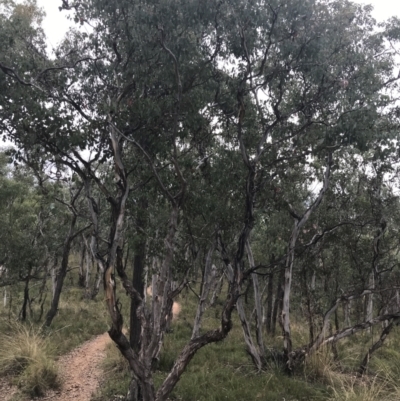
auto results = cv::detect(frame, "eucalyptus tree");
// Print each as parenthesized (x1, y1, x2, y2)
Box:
(2, 0, 400, 398)
(0, 151, 54, 319)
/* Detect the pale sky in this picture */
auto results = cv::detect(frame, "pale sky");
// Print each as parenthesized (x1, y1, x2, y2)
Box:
(35, 0, 400, 49)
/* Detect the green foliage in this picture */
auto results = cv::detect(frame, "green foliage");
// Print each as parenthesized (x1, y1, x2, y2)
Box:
(2, 0, 400, 399)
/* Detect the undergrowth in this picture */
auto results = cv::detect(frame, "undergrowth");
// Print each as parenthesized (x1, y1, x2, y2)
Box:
(0, 268, 109, 399)
(0, 321, 59, 397)
(2, 269, 400, 401)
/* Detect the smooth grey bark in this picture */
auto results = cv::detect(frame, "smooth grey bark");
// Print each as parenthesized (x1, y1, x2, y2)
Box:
(50, 262, 57, 299)
(130, 198, 147, 352)
(265, 269, 274, 335)
(280, 153, 332, 372)
(365, 272, 374, 328)
(3, 287, 7, 307)
(192, 244, 216, 339)
(220, 245, 264, 371)
(272, 267, 284, 336)
(209, 272, 223, 307)
(246, 241, 265, 361)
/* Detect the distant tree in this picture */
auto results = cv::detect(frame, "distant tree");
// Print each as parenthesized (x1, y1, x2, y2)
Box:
(2, 0, 400, 399)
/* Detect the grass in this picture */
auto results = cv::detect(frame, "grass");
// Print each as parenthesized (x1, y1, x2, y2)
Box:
(0, 321, 59, 397)
(3, 268, 400, 401)
(94, 286, 330, 401)
(0, 268, 110, 399)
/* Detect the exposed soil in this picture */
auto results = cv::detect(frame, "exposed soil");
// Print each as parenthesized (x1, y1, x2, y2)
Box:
(0, 302, 181, 401)
(0, 334, 111, 401)
(44, 332, 111, 401)
(0, 377, 17, 401)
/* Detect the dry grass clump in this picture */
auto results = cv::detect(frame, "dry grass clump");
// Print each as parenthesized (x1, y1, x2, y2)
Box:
(303, 341, 400, 401)
(0, 321, 59, 396)
(328, 372, 393, 401)
(303, 344, 343, 386)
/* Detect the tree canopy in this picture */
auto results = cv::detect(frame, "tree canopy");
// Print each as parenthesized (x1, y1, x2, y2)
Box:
(2, 0, 400, 399)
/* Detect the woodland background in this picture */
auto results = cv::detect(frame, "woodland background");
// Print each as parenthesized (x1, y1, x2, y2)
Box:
(2, 0, 400, 400)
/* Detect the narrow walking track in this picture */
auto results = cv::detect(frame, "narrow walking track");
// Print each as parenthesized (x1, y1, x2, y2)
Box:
(1, 302, 181, 401)
(44, 332, 111, 401)
(0, 333, 111, 401)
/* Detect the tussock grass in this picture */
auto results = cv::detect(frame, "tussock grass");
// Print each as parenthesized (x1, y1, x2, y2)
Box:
(0, 321, 59, 396)
(47, 289, 109, 355)
(327, 370, 399, 401)
(4, 269, 400, 401)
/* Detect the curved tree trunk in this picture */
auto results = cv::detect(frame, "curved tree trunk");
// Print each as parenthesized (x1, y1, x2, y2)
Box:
(130, 198, 147, 352)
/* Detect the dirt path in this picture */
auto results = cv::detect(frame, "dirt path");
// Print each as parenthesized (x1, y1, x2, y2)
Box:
(0, 333, 111, 401)
(0, 377, 17, 401)
(44, 332, 111, 401)
(1, 302, 182, 401)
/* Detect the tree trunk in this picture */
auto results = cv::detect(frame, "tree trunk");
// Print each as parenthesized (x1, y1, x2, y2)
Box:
(3, 287, 7, 308)
(358, 317, 400, 375)
(280, 154, 331, 372)
(91, 266, 102, 299)
(20, 265, 32, 321)
(272, 267, 284, 336)
(130, 198, 147, 352)
(246, 241, 265, 359)
(364, 272, 374, 333)
(265, 269, 274, 335)
(209, 273, 223, 307)
(304, 268, 315, 343)
(192, 244, 216, 339)
(45, 213, 78, 327)
(78, 239, 86, 287)
(50, 260, 57, 299)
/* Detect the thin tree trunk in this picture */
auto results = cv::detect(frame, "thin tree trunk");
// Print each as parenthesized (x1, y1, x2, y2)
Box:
(246, 241, 265, 359)
(130, 198, 147, 352)
(280, 153, 331, 372)
(45, 213, 78, 327)
(91, 266, 102, 299)
(192, 244, 216, 339)
(50, 261, 57, 299)
(78, 239, 86, 287)
(304, 268, 315, 343)
(265, 269, 274, 335)
(85, 240, 92, 295)
(209, 273, 223, 307)
(3, 287, 7, 308)
(272, 267, 284, 336)
(365, 272, 374, 333)
(344, 299, 352, 327)
(358, 317, 399, 375)
(20, 265, 32, 321)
